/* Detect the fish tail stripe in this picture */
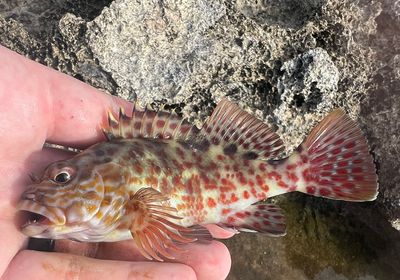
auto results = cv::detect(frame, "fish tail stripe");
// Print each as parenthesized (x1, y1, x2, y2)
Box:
(199, 98, 285, 160)
(298, 109, 378, 201)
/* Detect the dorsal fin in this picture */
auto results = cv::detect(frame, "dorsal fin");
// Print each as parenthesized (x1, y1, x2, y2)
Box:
(198, 99, 284, 160)
(102, 103, 199, 141)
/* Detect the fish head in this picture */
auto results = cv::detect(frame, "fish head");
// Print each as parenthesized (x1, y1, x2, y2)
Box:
(18, 149, 127, 240)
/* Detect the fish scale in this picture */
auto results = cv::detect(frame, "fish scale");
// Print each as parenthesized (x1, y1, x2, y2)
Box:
(18, 99, 378, 261)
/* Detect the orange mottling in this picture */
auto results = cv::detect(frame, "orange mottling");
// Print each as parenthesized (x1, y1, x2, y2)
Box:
(243, 190, 250, 199)
(145, 176, 158, 186)
(95, 210, 104, 219)
(207, 197, 217, 208)
(86, 204, 97, 213)
(176, 203, 186, 210)
(133, 163, 143, 174)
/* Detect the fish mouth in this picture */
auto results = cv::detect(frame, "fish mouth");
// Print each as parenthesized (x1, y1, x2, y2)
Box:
(18, 199, 66, 236)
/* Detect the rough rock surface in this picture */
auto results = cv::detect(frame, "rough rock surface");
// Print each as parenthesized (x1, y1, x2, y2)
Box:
(0, 0, 399, 279)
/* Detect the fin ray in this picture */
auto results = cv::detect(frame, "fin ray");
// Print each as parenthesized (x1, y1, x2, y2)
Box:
(128, 187, 199, 261)
(199, 99, 285, 160)
(298, 109, 378, 201)
(103, 104, 199, 141)
(220, 203, 286, 237)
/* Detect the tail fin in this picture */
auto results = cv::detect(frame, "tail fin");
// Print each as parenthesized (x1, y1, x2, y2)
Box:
(298, 109, 378, 201)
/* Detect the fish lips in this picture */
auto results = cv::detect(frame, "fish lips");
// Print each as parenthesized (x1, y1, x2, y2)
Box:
(18, 199, 66, 237)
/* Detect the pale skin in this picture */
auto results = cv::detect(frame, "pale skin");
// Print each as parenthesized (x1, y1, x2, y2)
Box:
(0, 46, 234, 280)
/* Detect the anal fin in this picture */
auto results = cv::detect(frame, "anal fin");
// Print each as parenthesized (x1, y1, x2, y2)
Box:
(220, 203, 286, 237)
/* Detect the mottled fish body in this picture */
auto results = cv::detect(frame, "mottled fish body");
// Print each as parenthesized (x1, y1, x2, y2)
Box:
(18, 99, 378, 261)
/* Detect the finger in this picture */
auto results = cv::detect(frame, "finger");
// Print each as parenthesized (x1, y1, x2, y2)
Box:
(93, 240, 231, 280)
(0, 46, 132, 149)
(2, 250, 197, 280)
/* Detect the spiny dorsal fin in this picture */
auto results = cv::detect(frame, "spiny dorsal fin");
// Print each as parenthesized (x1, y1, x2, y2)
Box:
(103, 104, 199, 141)
(128, 188, 211, 261)
(198, 99, 284, 160)
(220, 203, 286, 236)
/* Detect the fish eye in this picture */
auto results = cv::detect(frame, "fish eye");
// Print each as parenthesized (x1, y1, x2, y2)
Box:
(53, 171, 71, 183)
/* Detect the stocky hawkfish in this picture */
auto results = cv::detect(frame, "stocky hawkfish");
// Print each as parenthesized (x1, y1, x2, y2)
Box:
(18, 99, 378, 261)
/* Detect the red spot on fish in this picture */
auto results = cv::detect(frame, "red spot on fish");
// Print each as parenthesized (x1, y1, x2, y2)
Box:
(248, 180, 254, 187)
(263, 220, 270, 226)
(259, 163, 266, 172)
(256, 175, 264, 187)
(180, 125, 191, 134)
(133, 164, 143, 174)
(301, 154, 309, 163)
(217, 155, 226, 161)
(233, 164, 239, 172)
(207, 197, 216, 208)
(319, 188, 331, 196)
(134, 122, 141, 130)
(222, 209, 231, 215)
(227, 216, 235, 223)
(302, 169, 313, 181)
(286, 164, 296, 170)
(352, 167, 363, 173)
(268, 171, 281, 181)
(161, 177, 169, 193)
(287, 172, 299, 182)
(156, 119, 165, 128)
(344, 152, 355, 158)
(236, 212, 245, 218)
(249, 168, 255, 175)
(211, 137, 219, 145)
(345, 142, 356, 149)
(176, 147, 185, 159)
(243, 190, 250, 199)
(278, 181, 288, 188)
(205, 184, 218, 190)
(257, 192, 267, 199)
(231, 193, 239, 203)
(172, 176, 182, 186)
(145, 176, 158, 186)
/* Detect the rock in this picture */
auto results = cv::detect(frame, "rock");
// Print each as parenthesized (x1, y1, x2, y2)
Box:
(86, 0, 226, 101)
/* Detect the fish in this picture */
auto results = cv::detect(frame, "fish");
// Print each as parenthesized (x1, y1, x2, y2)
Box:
(18, 99, 378, 261)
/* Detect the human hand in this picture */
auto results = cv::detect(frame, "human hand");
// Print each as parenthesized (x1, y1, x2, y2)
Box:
(0, 46, 233, 280)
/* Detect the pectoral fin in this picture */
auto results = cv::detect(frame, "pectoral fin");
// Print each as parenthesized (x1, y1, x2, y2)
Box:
(128, 188, 211, 261)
